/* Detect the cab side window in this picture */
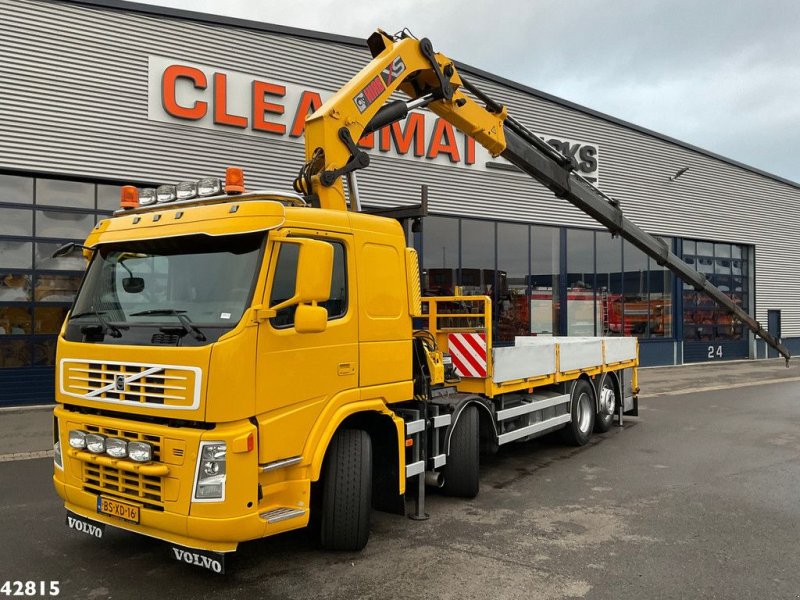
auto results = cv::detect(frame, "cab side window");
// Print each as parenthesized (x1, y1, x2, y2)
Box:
(269, 240, 347, 328)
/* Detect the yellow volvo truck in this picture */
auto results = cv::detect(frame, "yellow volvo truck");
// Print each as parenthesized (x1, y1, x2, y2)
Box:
(52, 29, 789, 573)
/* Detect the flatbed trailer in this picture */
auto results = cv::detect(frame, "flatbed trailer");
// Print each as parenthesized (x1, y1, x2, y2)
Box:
(400, 296, 637, 512)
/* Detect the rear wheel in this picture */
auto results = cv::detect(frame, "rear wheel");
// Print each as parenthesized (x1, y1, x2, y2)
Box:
(442, 405, 480, 498)
(320, 429, 372, 551)
(561, 379, 595, 446)
(594, 375, 617, 433)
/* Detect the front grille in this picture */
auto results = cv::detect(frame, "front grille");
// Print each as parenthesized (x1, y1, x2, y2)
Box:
(83, 464, 164, 511)
(61, 359, 201, 410)
(80, 424, 164, 510)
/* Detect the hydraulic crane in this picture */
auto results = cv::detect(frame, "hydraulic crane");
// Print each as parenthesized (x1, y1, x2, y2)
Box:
(294, 29, 790, 364)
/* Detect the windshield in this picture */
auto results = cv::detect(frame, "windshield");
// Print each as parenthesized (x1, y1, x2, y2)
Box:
(69, 232, 265, 342)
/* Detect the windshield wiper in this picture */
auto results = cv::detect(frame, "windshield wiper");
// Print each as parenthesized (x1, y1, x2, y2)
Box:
(130, 309, 207, 341)
(69, 309, 124, 338)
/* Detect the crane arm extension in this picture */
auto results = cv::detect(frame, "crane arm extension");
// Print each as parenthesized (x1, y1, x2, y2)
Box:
(500, 126, 789, 363)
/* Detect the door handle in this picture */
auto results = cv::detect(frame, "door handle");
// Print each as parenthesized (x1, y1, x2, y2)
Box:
(337, 362, 356, 376)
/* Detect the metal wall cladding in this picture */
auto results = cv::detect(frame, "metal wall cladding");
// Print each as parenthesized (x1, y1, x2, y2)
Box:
(1, 0, 799, 335)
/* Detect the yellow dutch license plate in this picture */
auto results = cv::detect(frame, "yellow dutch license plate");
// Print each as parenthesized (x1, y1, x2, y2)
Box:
(97, 496, 140, 524)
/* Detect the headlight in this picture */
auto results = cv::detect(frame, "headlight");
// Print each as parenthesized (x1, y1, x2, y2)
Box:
(105, 438, 128, 458)
(156, 184, 177, 203)
(85, 434, 106, 454)
(127, 442, 152, 463)
(139, 188, 158, 206)
(194, 442, 226, 501)
(176, 181, 198, 200)
(197, 177, 221, 197)
(68, 430, 87, 449)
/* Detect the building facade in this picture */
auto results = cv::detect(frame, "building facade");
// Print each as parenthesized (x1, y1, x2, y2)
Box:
(0, 0, 797, 405)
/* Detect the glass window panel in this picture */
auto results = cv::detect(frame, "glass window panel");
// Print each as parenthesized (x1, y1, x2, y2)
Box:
(531, 226, 560, 335)
(596, 232, 621, 335)
(33, 338, 57, 366)
(0, 339, 31, 367)
(0, 241, 32, 269)
(0, 273, 32, 301)
(715, 243, 731, 258)
(697, 241, 714, 256)
(623, 241, 649, 337)
(683, 239, 695, 255)
(36, 179, 94, 208)
(35, 273, 82, 303)
(0, 174, 33, 204)
(97, 184, 123, 211)
(35, 242, 88, 271)
(35, 210, 94, 239)
(496, 223, 529, 341)
(460, 220, 495, 297)
(731, 245, 742, 259)
(0, 207, 33, 237)
(648, 237, 673, 338)
(567, 229, 595, 336)
(422, 216, 458, 296)
(35, 306, 69, 334)
(269, 243, 299, 328)
(0, 306, 32, 335)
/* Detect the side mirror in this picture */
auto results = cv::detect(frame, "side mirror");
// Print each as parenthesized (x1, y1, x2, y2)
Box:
(270, 238, 333, 312)
(122, 277, 145, 294)
(294, 304, 328, 334)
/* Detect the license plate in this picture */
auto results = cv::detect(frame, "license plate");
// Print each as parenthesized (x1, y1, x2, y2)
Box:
(97, 496, 140, 523)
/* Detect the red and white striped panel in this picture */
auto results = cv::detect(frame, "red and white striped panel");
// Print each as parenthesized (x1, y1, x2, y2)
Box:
(447, 333, 487, 378)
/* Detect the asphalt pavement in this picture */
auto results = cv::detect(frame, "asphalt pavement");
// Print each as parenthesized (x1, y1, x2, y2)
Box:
(1, 358, 798, 599)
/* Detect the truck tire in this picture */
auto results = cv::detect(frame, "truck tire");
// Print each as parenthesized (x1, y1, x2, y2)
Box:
(561, 379, 595, 446)
(320, 429, 372, 551)
(594, 375, 617, 433)
(442, 404, 479, 498)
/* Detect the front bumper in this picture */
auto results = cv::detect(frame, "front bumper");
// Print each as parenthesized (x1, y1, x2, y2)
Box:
(53, 405, 310, 553)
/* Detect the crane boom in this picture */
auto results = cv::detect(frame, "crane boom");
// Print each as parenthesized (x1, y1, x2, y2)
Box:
(296, 29, 790, 363)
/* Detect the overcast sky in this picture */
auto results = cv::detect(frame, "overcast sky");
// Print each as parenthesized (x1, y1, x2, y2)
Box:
(133, 0, 800, 183)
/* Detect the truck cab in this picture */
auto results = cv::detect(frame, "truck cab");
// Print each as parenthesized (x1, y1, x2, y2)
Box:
(54, 183, 415, 563)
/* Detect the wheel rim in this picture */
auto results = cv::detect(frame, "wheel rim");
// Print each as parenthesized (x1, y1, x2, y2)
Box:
(600, 383, 616, 417)
(577, 392, 593, 433)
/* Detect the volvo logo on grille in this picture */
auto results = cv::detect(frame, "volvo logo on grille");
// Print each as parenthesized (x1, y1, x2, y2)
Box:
(115, 375, 125, 391)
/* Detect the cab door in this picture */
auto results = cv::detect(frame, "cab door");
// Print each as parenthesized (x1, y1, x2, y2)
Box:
(255, 231, 358, 464)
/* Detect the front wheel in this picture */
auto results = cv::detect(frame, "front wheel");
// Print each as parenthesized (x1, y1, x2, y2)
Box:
(320, 429, 372, 551)
(561, 379, 595, 446)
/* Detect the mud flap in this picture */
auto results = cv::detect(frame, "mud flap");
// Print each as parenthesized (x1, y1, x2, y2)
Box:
(65, 511, 105, 539)
(169, 545, 226, 574)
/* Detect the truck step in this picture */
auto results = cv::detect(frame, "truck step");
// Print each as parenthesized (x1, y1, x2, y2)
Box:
(259, 507, 306, 524)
